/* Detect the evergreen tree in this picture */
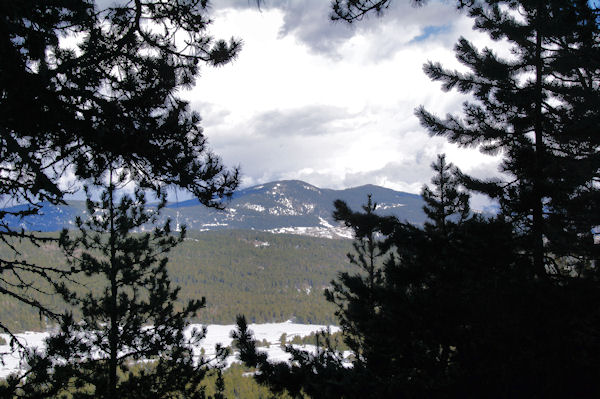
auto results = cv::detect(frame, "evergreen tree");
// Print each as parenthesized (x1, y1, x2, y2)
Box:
(232, 158, 514, 397)
(326, 196, 392, 360)
(235, 152, 600, 397)
(421, 154, 470, 237)
(332, 0, 600, 280)
(416, 0, 600, 277)
(1, 0, 240, 338)
(2, 171, 226, 398)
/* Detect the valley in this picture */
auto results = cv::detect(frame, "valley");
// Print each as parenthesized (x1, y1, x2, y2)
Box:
(0, 180, 424, 332)
(0, 181, 421, 389)
(0, 229, 354, 332)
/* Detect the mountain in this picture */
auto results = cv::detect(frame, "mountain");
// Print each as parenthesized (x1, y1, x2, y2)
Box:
(2, 180, 426, 238)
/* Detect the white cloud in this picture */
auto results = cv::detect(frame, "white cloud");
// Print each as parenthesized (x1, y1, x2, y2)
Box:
(179, 0, 504, 204)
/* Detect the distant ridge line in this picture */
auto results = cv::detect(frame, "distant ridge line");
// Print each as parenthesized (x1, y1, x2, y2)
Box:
(2, 180, 427, 237)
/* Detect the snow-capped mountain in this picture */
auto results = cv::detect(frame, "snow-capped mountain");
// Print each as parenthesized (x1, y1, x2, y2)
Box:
(2, 180, 426, 238)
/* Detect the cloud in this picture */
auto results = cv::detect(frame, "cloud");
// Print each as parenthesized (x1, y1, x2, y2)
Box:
(274, 2, 358, 59)
(194, 101, 232, 129)
(212, 0, 356, 58)
(179, 1, 504, 201)
(249, 106, 355, 137)
(211, 0, 471, 60)
(338, 139, 450, 193)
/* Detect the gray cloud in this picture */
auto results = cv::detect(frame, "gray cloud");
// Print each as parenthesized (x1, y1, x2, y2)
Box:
(343, 154, 435, 189)
(212, 133, 344, 187)
(249, 105, 355, 137)
(193, 101, 232, 128)
(201, 112, 350, 188)
(275, 2, 357, 58)
(212, 0, 468, 60)
(211, 0, 357, 59)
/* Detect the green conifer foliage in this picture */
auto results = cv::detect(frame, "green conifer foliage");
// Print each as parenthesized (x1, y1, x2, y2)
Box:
(422, 154, 470, 237)
(232, 160, 481, 398)
(235, 153, 600, 397)
(0, 0, 240, 339)
(416, 0, 600, 276)
(325, 196, 393, 361)
(3, 172, 223, 398)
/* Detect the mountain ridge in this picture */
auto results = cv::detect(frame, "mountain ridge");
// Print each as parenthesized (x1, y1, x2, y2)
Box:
(2, 180, 427, 238)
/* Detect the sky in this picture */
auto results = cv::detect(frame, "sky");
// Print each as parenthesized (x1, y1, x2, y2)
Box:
(61, 0, 505, 209)
(175, 0, 504, 209)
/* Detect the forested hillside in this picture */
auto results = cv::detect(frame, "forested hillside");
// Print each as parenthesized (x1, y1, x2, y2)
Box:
(0, 230, 352, 332)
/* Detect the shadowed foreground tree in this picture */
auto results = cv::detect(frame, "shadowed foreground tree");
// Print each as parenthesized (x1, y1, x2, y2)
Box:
(1, 171, 228, 398)
(333, 0, 600, 281)
(0, 0, 240, 340)
(234, 155, 600, 398)
(235, 1, 600, 397)
(330, 0, 474, 22)
(416, 0, 600, 277)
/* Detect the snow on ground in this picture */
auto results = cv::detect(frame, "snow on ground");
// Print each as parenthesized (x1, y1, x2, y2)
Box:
(0, 321, 339, 379)
(0, 331, 50, 379)
(194, 321, 339, 366)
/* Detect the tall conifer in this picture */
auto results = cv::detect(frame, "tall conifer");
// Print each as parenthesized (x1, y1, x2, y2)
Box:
(416, 0, 600, 276)
(0, 0, 240, 340)
(7, 171, 224, 398)
(422, 154, 470, 237)
(233, 158, 508, 397)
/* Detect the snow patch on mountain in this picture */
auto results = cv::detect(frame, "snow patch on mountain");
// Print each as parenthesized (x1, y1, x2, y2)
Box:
(276, 196, 294, 209)
(268, 225, 353, 240)
(241, 203, 265, 212)
(202, 222, 228, 227)
(2, 180, 426, 239)
(0, 322, 342, 378)
(318, 217, 333, 228)
(303, 184, 321, 193)
(377, 202, 405, 210)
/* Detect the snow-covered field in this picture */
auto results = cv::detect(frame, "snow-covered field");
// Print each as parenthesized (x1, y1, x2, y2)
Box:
(0, 321, 339, 379)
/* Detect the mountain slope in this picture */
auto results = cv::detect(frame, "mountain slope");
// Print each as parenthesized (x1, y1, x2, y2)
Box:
(2, 180, 426, 237)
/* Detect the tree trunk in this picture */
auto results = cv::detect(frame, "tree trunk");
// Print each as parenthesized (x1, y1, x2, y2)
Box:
(108, 174, 118, 398)
(532, 1, 546, 278)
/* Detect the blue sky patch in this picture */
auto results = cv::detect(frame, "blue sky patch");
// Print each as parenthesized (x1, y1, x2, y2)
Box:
(411, 25, 450, 43)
